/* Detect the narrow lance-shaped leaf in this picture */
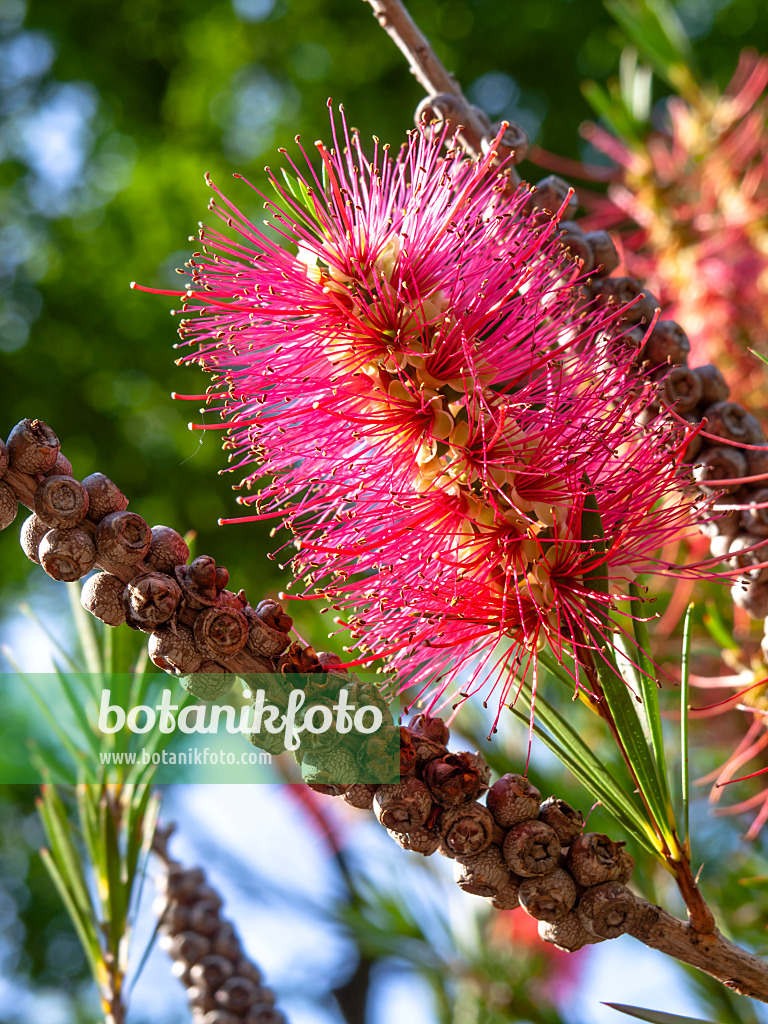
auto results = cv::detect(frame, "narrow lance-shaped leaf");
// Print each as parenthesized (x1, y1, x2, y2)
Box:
(681, 602, 694, 856)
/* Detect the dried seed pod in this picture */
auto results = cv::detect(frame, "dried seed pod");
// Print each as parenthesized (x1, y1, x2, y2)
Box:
(566, 833, 627, 887)
(488, 119, 529, 164)
(747, 445, 768, 477)
(584, 230, 619, 276)
(731, 579, 768, 618)
(740, 489, 768, 536)
(695, 495, 741, 539)
(124, 572, 182, 631)
(6, 418, 60, 473)
(81, 571, 127, 626)
(616, 848, 635, 884)
(374, 777, 432, 832)
(165, 931, 211, 965)
(176, 556, 221, 608)
(158, 865, 206, 902)
(642, 320, 690, 366)
(518, 867, 577, 923)
(245, 608, 290, 658)
(657, 366, 702, 413)
(423, 751, 491, 808)
(502, 820, 561, 877)
(693, 445, 747, 494)
(190, 956, 234, 991)
(577, 881, 637, 939)
(339, 784, 374, 810)
(149, 625, 203, 675)
(538, 796, 584, 845)
(181, 668, 236, 702)
(82, 472, 129, 521)
(34, 475, 89, 529)
(45, 451, 73, 477)
(558, 220, 594, 272)
(387, 825, 441, 856)
(0, 481, 17, 530)
(146, 525, 190, 573)
(188, 901, 222, 937)
(19, 513, 51, 564)
(156, 900, 191, 935)
(96, 510, 151, 565)
(680, 415, 703, 463)
(538, 911, 602, 951)
(215, 977, 260, 1013)
(211, 922, 242, 960)
(486, 773, 541, 827)
(693, 364, 729, 405)
(199, 1012, 240, 1024)
(704, 401, 764, 446)
(454, 845, 510, 897)
(301, 747, 358, 791)
(727, 534, 768, 583)
(317, 650, 346, 673)
(489, 877, 521, 910)
(0, 437, 7, 479)
(407, 712, 450, 746)
(39, 527, 96, 581)
(404, 728, 448, 767)
(255, 598, 293, 632)
(439, 802, 495, 856)
(527, 174, 578, 217)
(594, 277, 660, 324)
(194, 604, 249, 659)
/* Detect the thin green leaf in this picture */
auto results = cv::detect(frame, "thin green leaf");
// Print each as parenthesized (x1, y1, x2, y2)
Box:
(580, 490, 674, 854)
(509, 685, 659, 855)
(52, 663, 102, 757)
(40, 847, 102, 980)
(629, 581, 674, 827)
(604, 1003, 719, 1024)
(681, 602, 694, 855)
(67, 581, 103, 677)
(38, 787, 95, 929)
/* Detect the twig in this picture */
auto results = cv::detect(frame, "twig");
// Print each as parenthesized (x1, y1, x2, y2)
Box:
(630, 898, 768, 1002)
(363, 0, 523, 179)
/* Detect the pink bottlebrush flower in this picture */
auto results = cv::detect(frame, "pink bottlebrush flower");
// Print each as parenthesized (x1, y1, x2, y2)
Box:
(581, 49, 768, 393)
(142, 109, 709, 723)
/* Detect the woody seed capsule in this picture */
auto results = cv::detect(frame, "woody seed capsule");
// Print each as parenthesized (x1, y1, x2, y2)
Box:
(740, 489, 768, 536)
(489, 876, 521, 910)
(146, 525, 190, 573)
(34, 475, 89, 529)
(81, 571, 127, 626)
(487, 773, 541, 826)
(518, 867, 577, 923)
(693, 364, 729, 405)
(0, 437, 7, 479)
(423, 750, 491, 807)
(704, 401, 764, 445)
(502, 820, 560, 877)
(82, 472, 129, 521)
(149, 625, 202, 675)
(19, 513, 49, 562)
(566, 832, 627, 887)
(537, 796, 584, 845)
(454, 845, 510, 897)
(538, 911, 602, 952)
(584, 230, 619, 276)
(39, 528, 96, 581)
(657, 366, 702, 413)
(124, 572, 182, 631)
(343, 783, 377, 810)
(577, 881, 637, 939)
(0, 481, 17, 531)
(642, 321, 690, 366)
(6, 418, 60, 473)
(692, 446, 747, 493)
(439, 801, 495, 856)
(96, 510, 152, 564)
(374, 777, 432, 832)
(387, 825, 441, 856)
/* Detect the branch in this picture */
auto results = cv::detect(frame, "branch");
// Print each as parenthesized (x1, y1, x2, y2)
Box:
(630, 899, 768, 1002)
(363, 0, 525, 178)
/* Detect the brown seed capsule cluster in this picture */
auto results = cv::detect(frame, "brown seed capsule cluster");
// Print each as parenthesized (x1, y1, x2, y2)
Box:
(2, 419, 297, 698)
(319, 711, 635, 951)
(154, 830, 287, 1024)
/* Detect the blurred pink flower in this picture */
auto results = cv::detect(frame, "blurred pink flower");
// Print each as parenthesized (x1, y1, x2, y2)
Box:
(146, 112, 706, 721)
(583, 50, 768, 395)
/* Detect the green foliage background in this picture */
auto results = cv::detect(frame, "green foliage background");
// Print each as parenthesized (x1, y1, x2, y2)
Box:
(2, 1, 768, 1021)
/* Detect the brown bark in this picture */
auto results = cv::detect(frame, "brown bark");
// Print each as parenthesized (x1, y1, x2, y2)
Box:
(630, 899, 768, 1002)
